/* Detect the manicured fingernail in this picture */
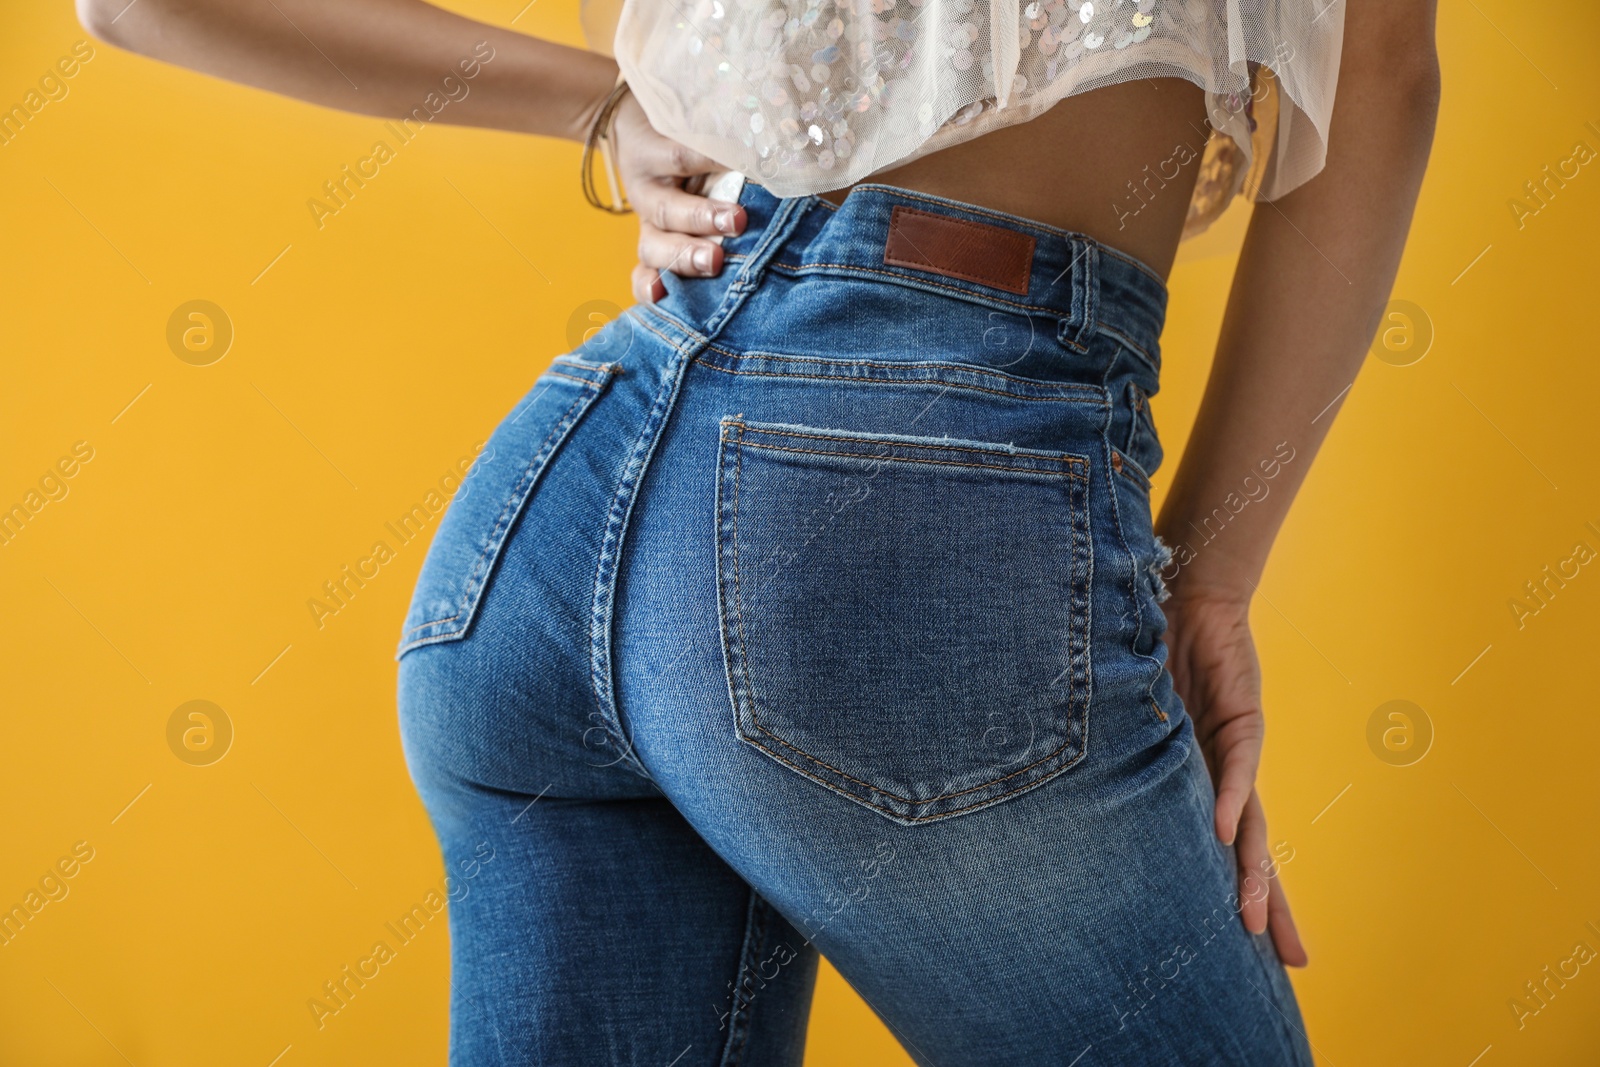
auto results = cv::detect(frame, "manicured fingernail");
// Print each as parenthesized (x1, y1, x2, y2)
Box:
(714, 208, 737, 233)
(692, 246, 714, 272)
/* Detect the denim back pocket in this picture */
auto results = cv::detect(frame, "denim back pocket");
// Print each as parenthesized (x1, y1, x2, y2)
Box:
(395, 357, 615, 658)
(715, 418, 1093, 824)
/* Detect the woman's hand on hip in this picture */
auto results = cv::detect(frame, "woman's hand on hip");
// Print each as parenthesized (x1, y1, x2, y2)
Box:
(1162, 590, 1308, 968)
(611, 94, 746, 304)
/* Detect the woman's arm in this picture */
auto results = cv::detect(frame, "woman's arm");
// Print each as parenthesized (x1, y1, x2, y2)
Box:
(76, 0, 617, 142)
(1156, 0, 1441, 958)
(76, 0, 749, 297)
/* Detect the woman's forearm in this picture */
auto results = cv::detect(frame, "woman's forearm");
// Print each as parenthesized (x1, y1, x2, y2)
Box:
(1156, 0, 1441, 599)
(77, 0, 617, 143)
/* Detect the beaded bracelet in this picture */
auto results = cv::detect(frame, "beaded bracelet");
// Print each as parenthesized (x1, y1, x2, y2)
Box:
(581, 72, 633, 214)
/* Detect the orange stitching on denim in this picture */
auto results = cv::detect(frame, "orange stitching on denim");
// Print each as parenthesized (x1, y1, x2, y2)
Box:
(406, 614, 460, 630)
(539, 370, 602, 387)
(630, 306, 700, 353)
(399, 386, 596, 642)
(694, 356, 1106, 405)
(738, 423, 1089, 467)
(551, 354, 626, 376)
(733, 438, 1087, 479)
(739, 729, 1086, 824)
(695, 341, 1106, 399)
(768, 260, 1053, 314)
(749, 715, 1084, 805)
(1100, 323, 1159, 374)
(1112, 448, 1151, 491)
(730, 424, 765, 763)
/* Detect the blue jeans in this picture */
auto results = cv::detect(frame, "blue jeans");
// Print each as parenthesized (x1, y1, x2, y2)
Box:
(396, 181, 1313, 1066)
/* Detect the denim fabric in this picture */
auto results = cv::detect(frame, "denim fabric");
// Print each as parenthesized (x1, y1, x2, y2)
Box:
(396, 181, 1313, 1066)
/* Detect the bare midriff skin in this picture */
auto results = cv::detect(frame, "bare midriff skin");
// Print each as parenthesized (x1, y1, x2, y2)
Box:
(80, 0, 1440, 972)
(817, 79, 1209, 280)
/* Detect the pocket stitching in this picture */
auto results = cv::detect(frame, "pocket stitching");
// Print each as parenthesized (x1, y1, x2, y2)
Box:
(737, 438, 1084, 478)
(737, 422, 1090, 472)
(693, 350, 1110, 406)
(719, 420, 1093, 821)
(397, 379, 600, 648)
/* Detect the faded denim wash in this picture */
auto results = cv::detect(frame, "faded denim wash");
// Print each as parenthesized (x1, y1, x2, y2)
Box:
(395, 180, 1313, 1066)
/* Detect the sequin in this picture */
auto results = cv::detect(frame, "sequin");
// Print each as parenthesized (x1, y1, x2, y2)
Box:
(1083, 29, 1103, 46)
(1025, 1, 1042, 17)
(808, 123, 825, 143)
(952, 48, 974, 70)
(1079, 2, 1094, 22)
(1131, 11, 1151, 25)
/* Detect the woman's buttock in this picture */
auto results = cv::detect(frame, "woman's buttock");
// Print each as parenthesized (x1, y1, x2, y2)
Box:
(817, 77, 1209, 280)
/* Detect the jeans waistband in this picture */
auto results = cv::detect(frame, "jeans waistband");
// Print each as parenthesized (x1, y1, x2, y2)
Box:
(718, 179, 1170, 374)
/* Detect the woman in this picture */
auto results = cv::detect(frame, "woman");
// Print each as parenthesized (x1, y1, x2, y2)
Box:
(79, 0, 1438, 1062)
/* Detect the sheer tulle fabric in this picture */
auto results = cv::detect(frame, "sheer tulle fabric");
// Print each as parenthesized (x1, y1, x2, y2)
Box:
(593, 0, 1342, 238)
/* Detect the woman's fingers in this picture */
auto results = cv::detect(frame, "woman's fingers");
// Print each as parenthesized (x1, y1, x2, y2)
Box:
(1212, 721, 1263, 846)
(1235, 790, 1272, 936)
(630, 262, 665, 305)
(631, 182, 746, 238)
(1231, 790, 1307, 964)
(1267, 875, 1309, 967)
(638, 223, 725, 278)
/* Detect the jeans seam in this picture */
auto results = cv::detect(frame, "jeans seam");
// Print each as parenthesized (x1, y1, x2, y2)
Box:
(768, 259, 1058, 315)
(586, 339, 703, 781)
(717, 889, 771, 1067)
(1105, 444, 1169, 727)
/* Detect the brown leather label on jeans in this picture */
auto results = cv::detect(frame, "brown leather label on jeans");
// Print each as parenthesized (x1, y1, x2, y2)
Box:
(883, 205, 1036, 295)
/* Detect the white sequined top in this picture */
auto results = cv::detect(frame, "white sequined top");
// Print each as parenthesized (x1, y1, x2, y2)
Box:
(586, 0, 1344, 239)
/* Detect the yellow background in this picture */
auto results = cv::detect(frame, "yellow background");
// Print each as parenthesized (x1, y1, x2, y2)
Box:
(3, 1, 1598, 1063)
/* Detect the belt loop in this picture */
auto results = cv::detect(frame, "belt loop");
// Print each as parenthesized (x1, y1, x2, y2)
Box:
(1056, 238, 1100, 353)
(702, 184, 812, 338)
